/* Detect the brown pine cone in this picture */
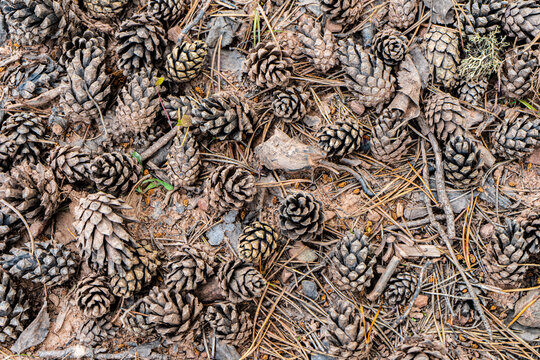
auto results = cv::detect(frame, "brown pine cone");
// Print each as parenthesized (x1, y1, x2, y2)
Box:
(483, 219, 535, 288)
(443, 135, 484, 188)
(166, 40, 208, 83)
(147, 0, 186, 22)
(218, 259, 267, 303)
(492, 110, 540, 159)
(500, 50, 539, 100)
(423, 26, 460, 88)
(77, 318, 118, 346)
(89, 151, 141, 196)
(205, 303, 252, 345)
(0, 211, 22, 252)
(61, 45, 111, 125)
(166, 131, 201, 189)
(238, 221, 279, 263)
(279, 192, 324, 242)
(275, 30, 304, 61)
(82, 0, 128, 19)
(271, 87, 308, 123)
(387, 0, 418, 29)
(321, 0, 363, 27)
(296, 15, 339, 72)
(0, 272, 31, 343)
(49, 145, 91, 184)
(371, 109, 412, 163)
(0, 162, 59, 224)
(372, 28, 408, 66)
(323, 299, 371, 359)
(317, 121, 367, 158)
(125, 299, 154, 336)
(457, 79, 488, 106)
(424, 92, 466, 141)
(205, 165, 256, 214)
(242, 41, 294, 88)
(76, 274, 114, 319)
(385, 272, 417, 306)
(164, 244, 214, 293)
(0, 112, 45, 171)
(60, 30, 105, 66)
(115, 13, 167, 75)
(502, 0, 540, 43)
(192, 92, 256, 141)
(521, 213, 540, 254)
(460, 0, 507, 36)
(338, 39, 395, 108)
(161, 95, 195, 126)
(328, 230, 376, 293)
(389, 335, 449, 360)
(113, 70, 162, 137)
(1, 241, 77, 287)
(143, 285, 203, 343)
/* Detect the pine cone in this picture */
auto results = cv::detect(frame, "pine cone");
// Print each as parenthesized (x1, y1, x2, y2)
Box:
(0, 272, 31, 343)
(0, 211, 22, 252)
(1, 0, 72, 45)
(276, 30, 304, 61)
(164, 244, 214, 293)
(82, 0, 128, 19)
(385, 272, 417, 306)
(500, 50, 539, 100)
(324, 299, 370, 359)
(389, 335, 449, 360)
(116, 13, 167, 75)
(0, 112, 45, 171)
(143, 285, 203, 343)
(147, 0, 186, 22)
(387, 0, 418, 29)
(73, 193, 138, 276)
(218, 259, 267, 303)
(483, 219, 535, 288)
(61, 45, 111, 125)
(317, 121, 367, 158)
(77, 318, 118, 346)
(502, 0, 540, 42)
(166, 40, 208, 83)
(424, 92, 466, 141)
(520, 213, 540, 254)
(59, 29, 105, 66)
(49, 145, 91, 184)
(125, 299, 154, 335)
(492, 110, 540, 159)
(453, 282, 485, 325)
(4, 55, 63, 99)
(460, 0, 507, 35)
(1, 241, 77, 287)
(328, 230, 376, 293)
(192, 92, 256, 141)
(76, 274, 113, 319)
(89, 151, 141, 196)
(371, 109, 412, 163)
(242, 41, 294, 88)
(205, 303, 252, 345)
(271, 87, 308, 123)
(166, 132, 201, 189)
(372, 28, 408, 66)
(457, 79, 488, 106)
(205, 165, 256, 214)
(423, 26, 460, 88)
(110, 238, 160, 297)
(296, 15, 339, 72)
(161, 95, 195, 125)
(443, 135, 484, 188)
(320, 0, 362, 26)
(279, 192, 324, 242)
(113, 71, 162, 137)
(238, 221, 279, 263)
(338, 39, 395, 108)
(0, 162, 59, 224)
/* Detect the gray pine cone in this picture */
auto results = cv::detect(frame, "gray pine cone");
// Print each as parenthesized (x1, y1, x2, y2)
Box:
(242, 41, 294, 89)
(272, 87, 308, 123)
(166, 131, 201, 189)
(500, 49, 539, 100)
(164, 244, 214, 293)
(443, 135, 484, 188)
(492, 110, 540, 160)
(82, 0, 129, 19)
(387, 0, 418, 30)
(423, 26, 460, 88)
(296, 15, 339, 72)
(371, 109, 412, 163)
(457, 79, 488, 106)
(320, 0, 362, 26)
(205, 165, 256, 214)
(279, 192, 324, 242)
(49, 145, 91, 184)
(77, 318, 118, 346)
(385, 272, 417, 306)
(502, 0, 540, 42)
(0, 112, 45, 171)
(89, 151, 141, 196)
(205, 303, 252, 345)
(424, 92, 466, 141)
(0, 272, 31, 343)
(76, 274, 114, 319)
(218, 259, 267, 303)
(460, 0, 507, 36)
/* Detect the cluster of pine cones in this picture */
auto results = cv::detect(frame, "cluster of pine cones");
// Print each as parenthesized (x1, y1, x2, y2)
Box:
(0, 0, 539, 358)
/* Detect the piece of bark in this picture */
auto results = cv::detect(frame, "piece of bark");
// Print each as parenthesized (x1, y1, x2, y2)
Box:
(394, 244, 441, 258)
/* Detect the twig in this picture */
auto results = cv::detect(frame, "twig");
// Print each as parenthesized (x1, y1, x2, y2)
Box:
(6, 86, 67, 109)
(37, 342, 165, 359)
(394, 260, 432, 326)
(140, 127, 177, 162)
(0, 199, 34, 255)
(177, 0, 212, 45)
(367, 256, 401, 302)
(319, 160, 376, 197)
(385, 215, 447, 230)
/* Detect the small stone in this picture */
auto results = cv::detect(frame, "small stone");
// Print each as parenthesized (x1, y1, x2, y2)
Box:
(302, 280, 318, 300)
(280, 269, 293, 284)
(414, 294, 429, 308)
(311, 354, 336, 360)
(207, 224, 225, 246)
(480, 223, 494, 239)
(349, 100, 365, 116)
(513, 290, 540, 328)
(223, 210, 238, 224)
(303, 115, 321, 127)
(367, 212, 382, 222)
